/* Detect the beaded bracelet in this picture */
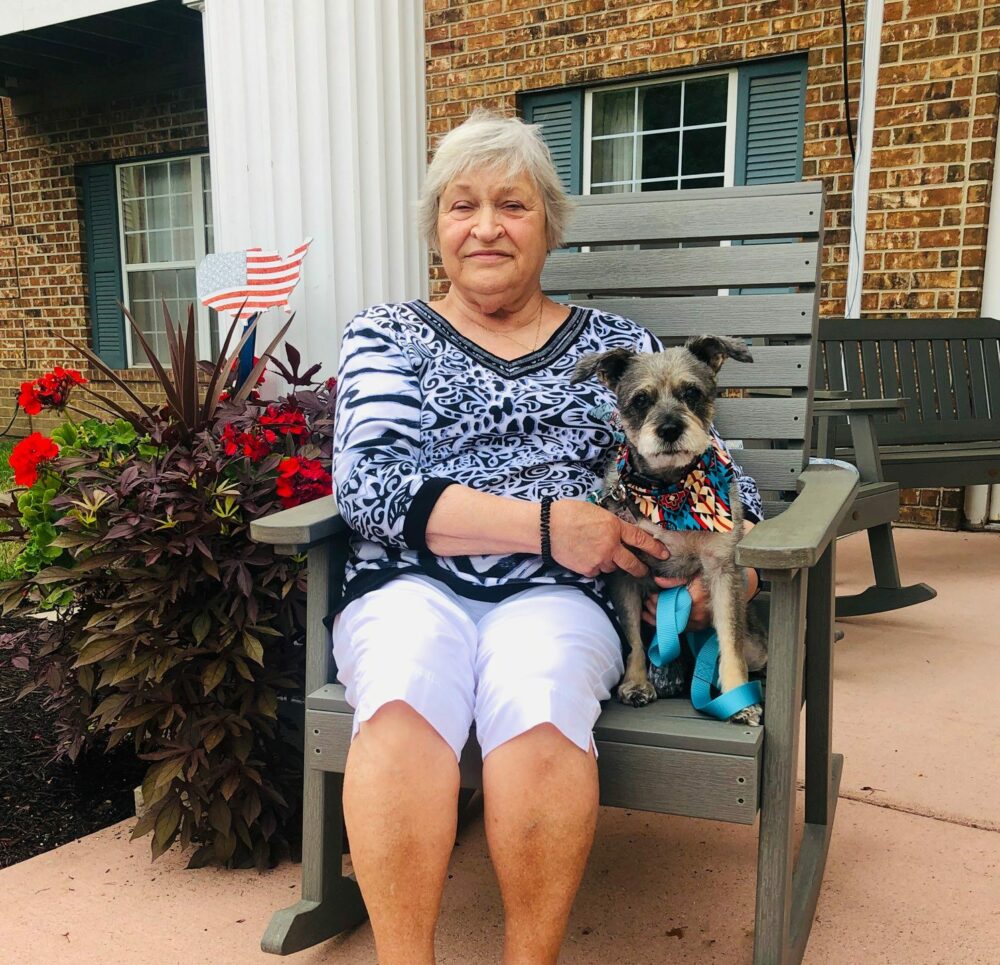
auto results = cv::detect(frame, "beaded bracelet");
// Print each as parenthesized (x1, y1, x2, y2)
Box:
(539, 496, 554, 565)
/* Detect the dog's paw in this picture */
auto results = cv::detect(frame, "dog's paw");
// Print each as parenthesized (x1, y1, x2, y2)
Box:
(618, 677, 658, 707)
(730, 703, 763, 726)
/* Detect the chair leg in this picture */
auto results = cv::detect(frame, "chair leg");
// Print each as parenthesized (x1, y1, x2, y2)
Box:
(261, 769, 368, 955)
(754, 569, 806, 965)
(755, 546, 843, 964)
(835, 523, 936, 618)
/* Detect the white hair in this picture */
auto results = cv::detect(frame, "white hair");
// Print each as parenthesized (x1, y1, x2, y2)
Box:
(418, 109, 574, 252)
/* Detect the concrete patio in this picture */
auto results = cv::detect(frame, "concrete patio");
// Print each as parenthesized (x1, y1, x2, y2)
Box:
(1, 527, 998, 964)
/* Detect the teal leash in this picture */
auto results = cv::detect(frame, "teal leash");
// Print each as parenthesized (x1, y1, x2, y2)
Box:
(649, 587, 763, 720)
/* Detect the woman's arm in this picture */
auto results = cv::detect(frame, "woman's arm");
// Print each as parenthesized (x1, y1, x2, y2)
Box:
(333, 313, 457, 550)
(424, 486, 668, 579)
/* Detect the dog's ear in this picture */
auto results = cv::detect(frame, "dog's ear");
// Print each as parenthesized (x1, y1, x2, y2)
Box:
(684, 335, 753, 373)
(571, 348, 636, 390)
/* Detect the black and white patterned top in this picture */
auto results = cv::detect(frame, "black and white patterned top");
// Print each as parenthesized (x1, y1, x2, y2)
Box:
(331, 300, 762, 618)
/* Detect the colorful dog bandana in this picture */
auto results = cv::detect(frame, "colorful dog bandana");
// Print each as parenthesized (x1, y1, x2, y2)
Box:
(589, 404, 736, 533)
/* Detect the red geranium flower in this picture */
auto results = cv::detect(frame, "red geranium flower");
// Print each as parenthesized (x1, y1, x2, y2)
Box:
(221, 423, 272, 462)
(9, 433, 60, 487)
(17, 367, 87, 415)
(259, 403, 308, 439)
(276, 456, 332, 508)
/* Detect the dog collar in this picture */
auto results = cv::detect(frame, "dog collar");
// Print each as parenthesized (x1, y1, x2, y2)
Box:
(588, 405, 736, 533)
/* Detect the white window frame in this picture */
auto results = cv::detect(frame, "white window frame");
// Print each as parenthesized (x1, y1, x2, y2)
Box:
(582, 69, 738, 195)
(115, 152, 213, 367)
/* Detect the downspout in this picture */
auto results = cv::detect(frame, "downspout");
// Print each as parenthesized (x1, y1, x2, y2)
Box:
(844, 0, 885, 319)
(963, 128, 1000, 529)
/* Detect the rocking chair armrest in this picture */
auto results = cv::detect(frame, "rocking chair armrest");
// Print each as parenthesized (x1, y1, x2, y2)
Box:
(812, 397, 907, 415)
(735, 465, 859, 571)
(250, 495, 348, 552)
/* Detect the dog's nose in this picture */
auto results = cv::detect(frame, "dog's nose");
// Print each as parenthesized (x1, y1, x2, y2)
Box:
(656, 418, 684, 444)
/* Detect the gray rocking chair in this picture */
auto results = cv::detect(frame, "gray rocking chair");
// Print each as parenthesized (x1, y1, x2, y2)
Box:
(252, 182, 857, 964)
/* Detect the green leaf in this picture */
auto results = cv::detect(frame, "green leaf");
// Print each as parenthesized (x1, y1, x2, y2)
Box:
(154, 797, 182, 848)
(73, 637, 125, 668)
(116, 703, 165, 730)
(220, 771, 241, 801)
(203, 725, 226, 753)
(192, 612, 212, 645)
(242, 632, 264, 666)
(153, 755, 187, 790)
(201, 659, 227, 696)
(130, 807, 158, 841)
(208, 795, 232, 836)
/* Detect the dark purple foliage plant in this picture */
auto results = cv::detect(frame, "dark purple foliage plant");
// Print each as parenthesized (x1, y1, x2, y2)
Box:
(0, 305, 335, 869)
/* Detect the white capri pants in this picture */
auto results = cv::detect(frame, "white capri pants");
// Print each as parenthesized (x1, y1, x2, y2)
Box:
(331, 574, 624, 761)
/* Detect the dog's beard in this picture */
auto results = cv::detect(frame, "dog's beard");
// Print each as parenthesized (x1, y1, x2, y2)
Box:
(633, 422, 711, 473)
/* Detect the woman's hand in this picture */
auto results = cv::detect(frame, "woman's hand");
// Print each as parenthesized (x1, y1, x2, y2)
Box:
(640, 521, 759, 632)
(549, 500, 668, 578)
(641, 574, 713, 630)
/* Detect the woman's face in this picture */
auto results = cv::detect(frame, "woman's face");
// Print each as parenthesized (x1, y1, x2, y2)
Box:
(436, 166, 549, 307)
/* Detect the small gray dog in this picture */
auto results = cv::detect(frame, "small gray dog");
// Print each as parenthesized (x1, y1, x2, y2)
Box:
(573, 335, 767, 725)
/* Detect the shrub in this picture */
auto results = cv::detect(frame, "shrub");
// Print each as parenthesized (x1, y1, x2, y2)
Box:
(0, 307, 335, 868)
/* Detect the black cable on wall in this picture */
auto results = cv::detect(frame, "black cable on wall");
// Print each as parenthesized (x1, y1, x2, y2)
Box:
(839, 0, 858, 163)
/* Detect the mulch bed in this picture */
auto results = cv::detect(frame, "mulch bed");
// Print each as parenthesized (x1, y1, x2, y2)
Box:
(0, 615, 148, 869)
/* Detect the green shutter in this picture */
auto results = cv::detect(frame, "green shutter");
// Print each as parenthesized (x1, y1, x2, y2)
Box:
(80, 164, 126, 368)
(735, 56, 808, 186)
(521, 89, 583, 195)
(733, 57, 808, 295)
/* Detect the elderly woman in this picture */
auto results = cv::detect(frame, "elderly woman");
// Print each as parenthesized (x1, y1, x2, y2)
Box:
(331, 111, 762, 964)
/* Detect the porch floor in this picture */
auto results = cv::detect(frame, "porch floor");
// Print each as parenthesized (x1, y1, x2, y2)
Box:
(2, 528, 998, 964)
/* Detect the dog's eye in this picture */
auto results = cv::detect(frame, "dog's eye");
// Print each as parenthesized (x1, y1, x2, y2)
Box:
(630, 391, 652, 411)
(679, 387, 703, 406)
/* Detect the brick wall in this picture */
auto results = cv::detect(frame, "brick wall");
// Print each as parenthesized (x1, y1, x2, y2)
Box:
(425, 0, 999, 529)
(0, 86, 209, 438)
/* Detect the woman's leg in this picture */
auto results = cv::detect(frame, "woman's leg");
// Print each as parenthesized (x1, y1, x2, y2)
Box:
(474, 587, 624, 964)
(482, 724, 599, 965)
(344, 701, 461, 965)
(333, 577, 479, 964)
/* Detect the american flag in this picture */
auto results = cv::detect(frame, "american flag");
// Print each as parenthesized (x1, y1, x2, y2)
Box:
(196, 238, 312, 320)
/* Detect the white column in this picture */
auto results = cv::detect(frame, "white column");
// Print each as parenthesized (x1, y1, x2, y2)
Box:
(192, 0, 427, 378)
(965, 127, 1000, 527)
(844, 0, 884, 319)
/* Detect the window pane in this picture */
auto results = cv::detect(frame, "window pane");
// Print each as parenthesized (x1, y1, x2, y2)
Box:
(201, 155, 211, 192)
(125, 232, 148, 264)
(640, 83, 681, 131)
(144, 162, 170, 197)
(129, 297, 162, 365)
(176, 268, 196, 300)
(591, 136, 633, 184)
(120, 166, 144, 201)
(683, 76, 728, 125)
(592, 89, 634, 136)
(129, 271, 152, 300)
(680, 176, 725, 190)
(591, 182, 633, 194)
(641, 178, 678, 191)
(681, 126, 726, 176)
(640, 131, 679, 180)
(169, 159, 191, 194)
(121, 199, 145, 233)
(170, 193, 193, 228)
(173, 229, 194, 261)
(148, 229, 173, 263)
(152, 269, 181, 300)
(148, 196, 171, 230)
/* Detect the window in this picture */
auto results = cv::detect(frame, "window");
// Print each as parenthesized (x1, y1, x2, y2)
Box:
(117, 154, 214, 365)
(521, 56, 808, 198)
(80, 152, 214, 370)
(587, 73, 733, 194)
